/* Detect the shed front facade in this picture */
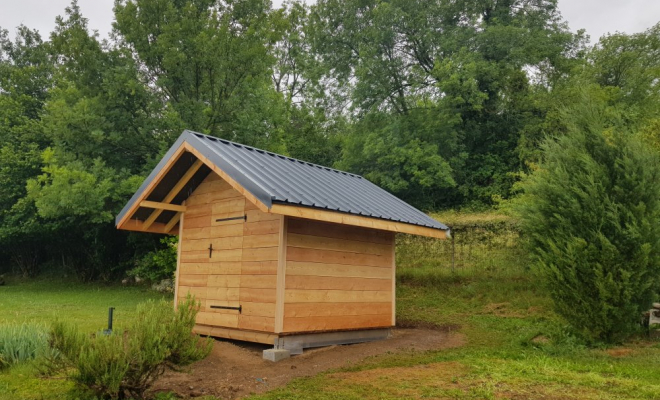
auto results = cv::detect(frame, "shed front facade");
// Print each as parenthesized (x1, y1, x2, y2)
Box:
(116, 130, 448, 351)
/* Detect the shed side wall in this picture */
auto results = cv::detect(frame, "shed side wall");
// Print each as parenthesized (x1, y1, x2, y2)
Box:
(176, 173, 279, 333)
(282, 217, 395, 333)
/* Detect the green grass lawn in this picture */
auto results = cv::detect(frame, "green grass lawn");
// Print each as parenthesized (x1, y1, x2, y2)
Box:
(0, 277, 169, 332)
(2, 212, 660, 399)
(248, 273, 660, 400)
(0, 278, 169, 400)
(246, 211, 660, 400)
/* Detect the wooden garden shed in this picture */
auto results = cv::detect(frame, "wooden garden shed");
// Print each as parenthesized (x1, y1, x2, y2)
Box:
(116, 130, 449, 355)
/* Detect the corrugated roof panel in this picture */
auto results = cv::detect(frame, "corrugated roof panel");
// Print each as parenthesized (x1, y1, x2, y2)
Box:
(115, 130, 448, 232)
(188, 131, 447, 231)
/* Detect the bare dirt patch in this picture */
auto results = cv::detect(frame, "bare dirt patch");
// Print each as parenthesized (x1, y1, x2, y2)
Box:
(605, 347, 634, 358)
(150, 328, 465, 399)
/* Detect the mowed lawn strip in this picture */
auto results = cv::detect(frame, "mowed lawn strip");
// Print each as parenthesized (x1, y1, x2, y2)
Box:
(0, 278, 169, 332)
(0, 278, 170, 400)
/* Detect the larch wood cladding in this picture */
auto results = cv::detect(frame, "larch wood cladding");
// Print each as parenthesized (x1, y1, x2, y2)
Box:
(177, 173, 280, 333)
(282, 217, 395, 333)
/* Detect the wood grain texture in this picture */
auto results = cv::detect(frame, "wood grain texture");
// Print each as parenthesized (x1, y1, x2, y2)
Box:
(282, 314, 392, 332)
(286, 246, 391, 268)
(271, 204, 447, 239)
(284, 302, 391, 318)
(192, 324, 277, 344)
(241, 261, 278, 275)
(284, 289, 392, 303)
(286, 261, 391, 279)
(143, 159, 203, 230)
(275, 216, 287, 333)
(116, 144, 187, 229)
(240, 288, 276, 303)
(284, 275, 391, 291)
(287, 217, 392, 244)
(173, 211, 184, 310)
(287, 232, 391, 256)
(196, 312, 239, 328)
(238, 315, 275, 331)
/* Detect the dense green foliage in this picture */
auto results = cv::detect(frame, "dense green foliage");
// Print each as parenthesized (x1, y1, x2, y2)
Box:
(48, 296, 211, 399)
(513, 106, 660, 342)
(1, 0, 660, 298)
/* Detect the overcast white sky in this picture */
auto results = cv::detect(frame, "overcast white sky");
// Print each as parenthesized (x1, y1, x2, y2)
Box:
(0, 0, 659, 43)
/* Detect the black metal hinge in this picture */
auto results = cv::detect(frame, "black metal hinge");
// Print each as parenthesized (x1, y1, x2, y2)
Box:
(210, 305, 242, 313)
(215, 215, 247, 223)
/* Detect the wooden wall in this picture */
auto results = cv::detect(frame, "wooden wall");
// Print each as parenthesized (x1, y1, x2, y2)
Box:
(176, 173, 281, 333)
(281, 217, 395, 333)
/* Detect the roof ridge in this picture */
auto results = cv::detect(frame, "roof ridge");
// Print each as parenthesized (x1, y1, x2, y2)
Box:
(185, 130, 363, 179)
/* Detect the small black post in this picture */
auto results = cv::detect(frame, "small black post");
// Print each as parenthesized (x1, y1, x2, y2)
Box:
(103, 307, 115, 335)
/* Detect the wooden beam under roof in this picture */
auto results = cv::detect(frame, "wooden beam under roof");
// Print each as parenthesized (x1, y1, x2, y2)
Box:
(116, 144, 188, 230)
(120, 219, 178, 235)
(142, 159, 204, 230)
(140, 201, 187, 213)
(269, 204, 448, 239)
(164, 212, 182, 233)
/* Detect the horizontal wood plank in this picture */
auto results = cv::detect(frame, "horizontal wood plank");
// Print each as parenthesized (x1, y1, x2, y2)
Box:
(287, 217, 393, 245)
(184, 215, 212, 229)
(284, 289, 392, 303)
(193, 324, 277, 343)
(186, 188, 243, 206)
(243, 233, 279, 249)
(207, 275, 241, 288)
(287, 246, 391, 268)
(181, 237, 243, 252)
(241, 275, 277, 289)
(242, 260, 278, 275)
(243, 219, 280, 236)
(196, 312, 238, 328)
(282, 314, 392, 332)
(238, 315, 275, 332)
(240, 288, 276, 303)
(178, 274, 208, 287)
(206, 287, 240, 301)
(286, 261, 391, 279)
(242, 302, 277, 318)
(287, 232, 391, 256)
(284, 302, 392, 318)
(212, 199, 245, 216)
(242, 246, 278, 262)
(285, 275, 391, 291)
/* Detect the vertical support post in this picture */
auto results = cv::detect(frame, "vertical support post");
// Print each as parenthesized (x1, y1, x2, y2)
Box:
(173, 203, 184, 311)
(391, 232, 396, 326)
(274, 215, 287, 333)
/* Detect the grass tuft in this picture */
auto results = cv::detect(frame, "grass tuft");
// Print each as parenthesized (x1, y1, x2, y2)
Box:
(0, 323, 50, 369)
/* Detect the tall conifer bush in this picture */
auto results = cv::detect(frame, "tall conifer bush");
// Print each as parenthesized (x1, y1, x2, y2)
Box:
(514, 107, 660, 343)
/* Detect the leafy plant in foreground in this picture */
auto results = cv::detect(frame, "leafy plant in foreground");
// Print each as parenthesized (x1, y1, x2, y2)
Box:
(49, 296, 212, 399)
(0, 323, 51, 369)
(513, 103, 660, 343)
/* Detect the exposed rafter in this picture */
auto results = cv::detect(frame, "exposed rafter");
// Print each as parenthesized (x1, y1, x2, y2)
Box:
(164, 212, 182, 233)
(140, 201, 187, 213)
(142, 160, 203, 230)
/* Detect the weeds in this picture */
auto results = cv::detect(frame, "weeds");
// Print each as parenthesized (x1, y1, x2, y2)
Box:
(48, 296, 212, 399)
(0, 323, 51, 369)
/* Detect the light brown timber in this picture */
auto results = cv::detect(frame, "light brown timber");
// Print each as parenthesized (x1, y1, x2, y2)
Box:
(143, 159, 203, 230)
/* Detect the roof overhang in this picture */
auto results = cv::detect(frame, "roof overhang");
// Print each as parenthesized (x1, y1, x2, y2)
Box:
(115, 131, 449, 239)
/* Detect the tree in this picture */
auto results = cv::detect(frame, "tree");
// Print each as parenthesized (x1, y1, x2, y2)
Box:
(0, 26, 54, 275)
(309, 0, 582, 207)
(513, 95, 660, 343)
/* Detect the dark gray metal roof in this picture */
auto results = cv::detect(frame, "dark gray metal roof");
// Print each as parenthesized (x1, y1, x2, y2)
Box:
(116, 130, 448, 231)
